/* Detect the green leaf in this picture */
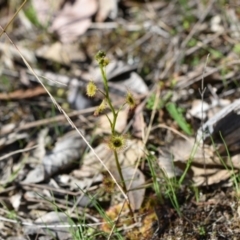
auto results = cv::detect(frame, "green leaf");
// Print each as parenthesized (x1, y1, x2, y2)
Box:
(146, 91, 172, 110)
(233, 43, 240, 54)
(24, 2, 40, 27)
(209, 48, 223, 59)
(166, 103, 193, 135)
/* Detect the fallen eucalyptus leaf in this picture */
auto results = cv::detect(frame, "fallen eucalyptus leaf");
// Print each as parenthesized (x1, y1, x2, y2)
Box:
(122, 166, 145, 211)
(24, 131, 87, 183)
(24, 212, 71, 240)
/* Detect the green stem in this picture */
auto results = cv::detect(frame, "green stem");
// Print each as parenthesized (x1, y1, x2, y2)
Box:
(100, 66, 118, 133)
(111, 112, 118, 134)
(100, 66, 109, 98)
(100, 62, 134, 220)
(114, 151, 126, 192)
(113, 150, 135, 219)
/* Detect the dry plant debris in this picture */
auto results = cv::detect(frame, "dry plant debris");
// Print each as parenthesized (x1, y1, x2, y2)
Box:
(2, 0, 240, 239)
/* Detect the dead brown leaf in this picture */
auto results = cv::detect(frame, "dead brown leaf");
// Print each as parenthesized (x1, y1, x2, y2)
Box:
(111, 166, 145, 211)
(158, 138, 240, 186)
(96, 0, 118, 22)
(72, 139, 144, 178)
(32, 0, 63, 26)
(93, 60, 148, 94)
(50, 0, 98, 43)
(24, 212, 71, 240)
(23, 131, 87, 183)
(94, 108, 129, 135)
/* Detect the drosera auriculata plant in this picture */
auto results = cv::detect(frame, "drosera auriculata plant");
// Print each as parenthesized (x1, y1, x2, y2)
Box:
(86, 50, 136, 220)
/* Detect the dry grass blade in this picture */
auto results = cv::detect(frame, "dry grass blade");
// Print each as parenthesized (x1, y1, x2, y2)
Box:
(0, 0, 27, 38)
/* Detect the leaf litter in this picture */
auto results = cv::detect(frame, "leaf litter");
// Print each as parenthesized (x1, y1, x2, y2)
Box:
(2, 0, 240, 239)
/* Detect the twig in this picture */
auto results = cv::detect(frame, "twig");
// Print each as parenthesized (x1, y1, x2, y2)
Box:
(198, 54, 210, 186)
(150, 124, 190, 142)
(0, 215, 104, 228)
(0, 145, 38, 161)
(175, 0, 216, 72)
(177, 59, 240, 89)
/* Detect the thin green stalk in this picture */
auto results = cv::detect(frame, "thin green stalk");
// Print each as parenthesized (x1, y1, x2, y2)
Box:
(100, 66, 119, 133)
(146, 153, 163, 203)
(100, 67, 115, 111)
(111, 112, 118, 134)
(100, 64, 134, 220)
(113, 150, 135, 219)
(100, 67, 109, 98)
(113, 151, 127, 192)
(218, 133, 239, 193)
(166, 179, 181, 216)
(92, 51, 136, 222)
(179, 140, 200, 185)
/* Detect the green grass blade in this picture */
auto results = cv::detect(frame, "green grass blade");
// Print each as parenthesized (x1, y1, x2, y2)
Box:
(166, 102, 193, 135)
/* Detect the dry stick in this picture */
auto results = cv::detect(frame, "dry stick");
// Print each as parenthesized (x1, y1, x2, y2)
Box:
(185, 32, 224, 56)
(17, 108, 96, 131)
(0, 27, 129, 203)
(151, 124, 190, 142)
(0, 215, 105, 229)
(126, 32, 152, 53)
(160, 0, 215, 79)
(0, 213, 137, 231)
(177, 59, 240, 89)
(0, 145, 37, 161)
(144, 0, 170, 36)
(180, 0, 216, 50)
(0, 108, 95, 136)
(21, 182, 89, 196)
(0, 98, 126, 136)
(175, 0, 216, 73)
(199, 54, 210, 187)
